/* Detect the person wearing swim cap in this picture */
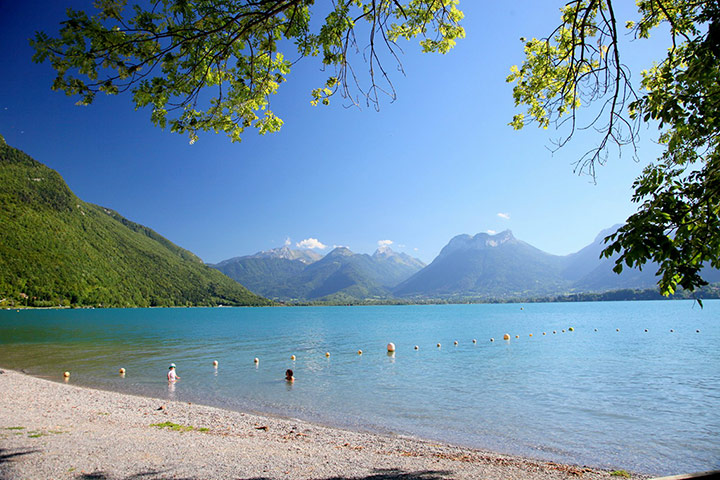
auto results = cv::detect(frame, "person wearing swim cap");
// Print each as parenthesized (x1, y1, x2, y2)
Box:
(167, 363, 180, 382)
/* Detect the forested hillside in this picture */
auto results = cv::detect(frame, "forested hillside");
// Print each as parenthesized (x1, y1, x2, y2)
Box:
(0, 138, 270, 307)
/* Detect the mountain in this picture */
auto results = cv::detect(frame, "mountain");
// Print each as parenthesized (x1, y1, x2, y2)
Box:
(211, 245, 426, 302)
(0, 139, 270, 308)
(393, 230, 567, 299)
(395, 227, 720, 301)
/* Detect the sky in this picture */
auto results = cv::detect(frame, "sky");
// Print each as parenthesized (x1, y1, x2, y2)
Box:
(0, 1, 669, 265)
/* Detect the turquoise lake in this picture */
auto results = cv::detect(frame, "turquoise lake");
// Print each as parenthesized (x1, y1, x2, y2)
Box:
(1, 301, 718, 475)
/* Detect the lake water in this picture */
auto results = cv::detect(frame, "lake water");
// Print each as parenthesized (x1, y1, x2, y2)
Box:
(1, 301, 718, 475)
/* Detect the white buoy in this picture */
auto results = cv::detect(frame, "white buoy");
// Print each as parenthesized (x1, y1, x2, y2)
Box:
(213, 360, 218, 367)
(454, 341, 458, 346)
(490, 338, 494, 342)
(358, 349, 363, 355)
(253, 357, 259, 364)
(119, 368, 126, 374)
(63, 371, 70, 378)
(515, 335, 519, 339)
(529, 333, 533, 337)
(436, 343, 441, 348)
(472, 339, 477, 344)
(503, 334, 510, 341)
(325, 352, 330, 357)
(414, 345, 419, 350)
(291, 355, 296, 361)
(387, 343, 396, 352)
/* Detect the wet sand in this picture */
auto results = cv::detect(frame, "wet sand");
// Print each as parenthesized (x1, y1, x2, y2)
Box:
(0, 368, 646, 479)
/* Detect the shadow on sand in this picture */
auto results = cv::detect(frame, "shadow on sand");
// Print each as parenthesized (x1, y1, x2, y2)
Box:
(74, 468, 454, 480)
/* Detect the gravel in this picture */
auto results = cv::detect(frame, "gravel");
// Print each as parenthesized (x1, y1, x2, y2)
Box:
(0, 369, 646, 480)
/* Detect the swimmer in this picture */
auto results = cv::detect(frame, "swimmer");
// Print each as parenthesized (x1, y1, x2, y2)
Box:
(167, 363, 180, 382)
(285, 369, 294, 383)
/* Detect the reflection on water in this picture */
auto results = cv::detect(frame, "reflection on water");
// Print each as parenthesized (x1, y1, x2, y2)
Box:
(1, 302, 719, 475)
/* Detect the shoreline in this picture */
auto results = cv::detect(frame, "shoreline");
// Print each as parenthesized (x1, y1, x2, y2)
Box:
(0, 368, 647, 480)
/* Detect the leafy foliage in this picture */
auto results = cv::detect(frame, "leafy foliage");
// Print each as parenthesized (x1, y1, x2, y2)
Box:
(0, 141, 271, 307)
(32, 0, 464, 143)
(508, 0, 720, 296)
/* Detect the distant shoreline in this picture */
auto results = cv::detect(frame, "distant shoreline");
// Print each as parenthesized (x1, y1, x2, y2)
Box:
(0, 368, 646, 480)
(3, 287, 717, 310)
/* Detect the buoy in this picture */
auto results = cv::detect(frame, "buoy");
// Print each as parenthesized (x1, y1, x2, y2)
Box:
(594, 328, 598, 332)
(616, 329, 619, 332)
(437, 343, 441, 348)
(253, 357, 259, 364)
(291, 355, 296, 361)
(644, 329, 648, 332)
(529, 333, 533, 337)
(387, 343, 396, 352)
(670, 329, 674, 333)
(63, 371, 70, 378)
(213, 360, 218, 367)
(453, 341, 458, 346)
(568, 327, 574, 332)
(490, 338, 494, 342)
(414, 345, 419, 350)
(325, 352, 330, 357)
(119, 368, 125, 374)
(503, 334, 510, 341)
(561, 329, 566, 333)
(696, 329, 700, 333)
(553, 331, 557, 334)
(358, 350, 363, 355)
(472, 339, 477, 344)
(542, 332, 546, 335)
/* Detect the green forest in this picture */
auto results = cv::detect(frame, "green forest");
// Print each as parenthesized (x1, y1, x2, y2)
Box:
(0, 138, 271, 308)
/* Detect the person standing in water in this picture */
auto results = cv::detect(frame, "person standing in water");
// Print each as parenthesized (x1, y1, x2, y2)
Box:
(168, 363, 180, 382)
(285, 369, 294, 383)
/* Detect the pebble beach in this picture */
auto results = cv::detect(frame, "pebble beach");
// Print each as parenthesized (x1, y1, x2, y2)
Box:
(0, 368, 648, 480)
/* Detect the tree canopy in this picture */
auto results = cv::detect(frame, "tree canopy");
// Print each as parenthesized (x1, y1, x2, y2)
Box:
(32, 0, 720, 298)
(31, 0, 464, 144)
(507, 0, 719, 298)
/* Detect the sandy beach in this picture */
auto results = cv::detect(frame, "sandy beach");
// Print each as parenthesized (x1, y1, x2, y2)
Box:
(0, 368, 646, 480)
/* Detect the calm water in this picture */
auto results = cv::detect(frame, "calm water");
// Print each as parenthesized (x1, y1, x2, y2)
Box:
(1, 301, 718, 475)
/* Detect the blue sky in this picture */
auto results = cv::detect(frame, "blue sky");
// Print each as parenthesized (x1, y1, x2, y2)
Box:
(0, 1, 667, 264)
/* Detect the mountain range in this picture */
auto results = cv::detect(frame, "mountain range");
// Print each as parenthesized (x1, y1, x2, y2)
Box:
(0, 138, 270, 308)
(210, 245, 426, 302)
(212, 228, 720, 303)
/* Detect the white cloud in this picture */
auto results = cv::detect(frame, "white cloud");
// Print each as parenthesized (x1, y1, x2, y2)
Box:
(486, 229, 497, 235)
(413, 247, 419, 252)
(284, 237, 291, 246)
(377, 239, 393, 248)
(497, 212, 511, 220)
(296, 238, 327, 250)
